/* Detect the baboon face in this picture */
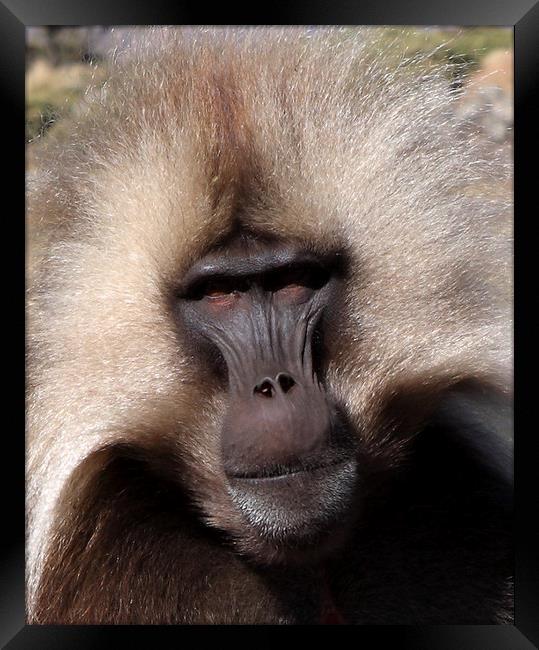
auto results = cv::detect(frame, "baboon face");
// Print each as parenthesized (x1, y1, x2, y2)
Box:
(173, 235, 359, 557)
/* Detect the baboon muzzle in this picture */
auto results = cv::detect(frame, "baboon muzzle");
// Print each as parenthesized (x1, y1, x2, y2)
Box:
(219, 305, 334, 479)
(175, 242, 344, 480)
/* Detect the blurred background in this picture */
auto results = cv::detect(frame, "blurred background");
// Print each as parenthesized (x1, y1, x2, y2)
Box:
(26, 26, 513, 164)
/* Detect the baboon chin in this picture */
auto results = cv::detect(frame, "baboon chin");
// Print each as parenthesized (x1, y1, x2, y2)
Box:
(26, 27, 512, 624)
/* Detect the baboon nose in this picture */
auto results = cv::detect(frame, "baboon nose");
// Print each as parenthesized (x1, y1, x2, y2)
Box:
(276, 372, 296, 393)
(223, 370, 331, 479)
(253, 373, 296, 398)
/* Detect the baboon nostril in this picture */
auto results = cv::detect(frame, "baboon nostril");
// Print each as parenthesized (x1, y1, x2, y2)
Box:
(277, 373, 296, 393)
(254, 380, 275, 398)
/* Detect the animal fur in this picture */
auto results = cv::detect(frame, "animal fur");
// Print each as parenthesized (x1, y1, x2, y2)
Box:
(26, 27, 512, 624)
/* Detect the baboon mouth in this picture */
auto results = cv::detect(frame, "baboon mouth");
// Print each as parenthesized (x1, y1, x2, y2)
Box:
(226, 458, 359, 546)
(226, 457, 351, 481)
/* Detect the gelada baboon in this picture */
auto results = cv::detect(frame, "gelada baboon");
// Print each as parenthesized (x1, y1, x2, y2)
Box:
(26, 27, 513, 624)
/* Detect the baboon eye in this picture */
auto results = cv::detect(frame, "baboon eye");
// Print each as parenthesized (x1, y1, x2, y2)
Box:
(186, 277, 250, 308)
(205, 291, 238, 308)
(264, 265, 330, 303)
(274, 283, 313, 302)
(205, 282, 235, 299)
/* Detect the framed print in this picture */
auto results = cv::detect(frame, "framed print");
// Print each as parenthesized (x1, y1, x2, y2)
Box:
(2, 0, 535, 646)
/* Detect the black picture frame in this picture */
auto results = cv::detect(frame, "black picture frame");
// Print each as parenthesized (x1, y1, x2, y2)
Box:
(5, 0, 537, 646)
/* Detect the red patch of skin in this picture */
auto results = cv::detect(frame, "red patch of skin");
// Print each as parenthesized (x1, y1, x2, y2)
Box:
(321, 606, 346, 625)
(319, 570, 346, 625)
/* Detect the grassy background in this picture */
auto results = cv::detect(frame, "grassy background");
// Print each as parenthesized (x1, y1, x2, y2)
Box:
(26, 27, 513, 143)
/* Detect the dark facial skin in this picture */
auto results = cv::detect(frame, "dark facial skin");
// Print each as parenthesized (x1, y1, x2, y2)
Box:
(176, 237, 359, 548)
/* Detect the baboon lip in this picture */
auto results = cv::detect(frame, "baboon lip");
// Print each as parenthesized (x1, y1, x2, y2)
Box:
(226, 458, 359, 548)
(226, 457, 351, 482)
